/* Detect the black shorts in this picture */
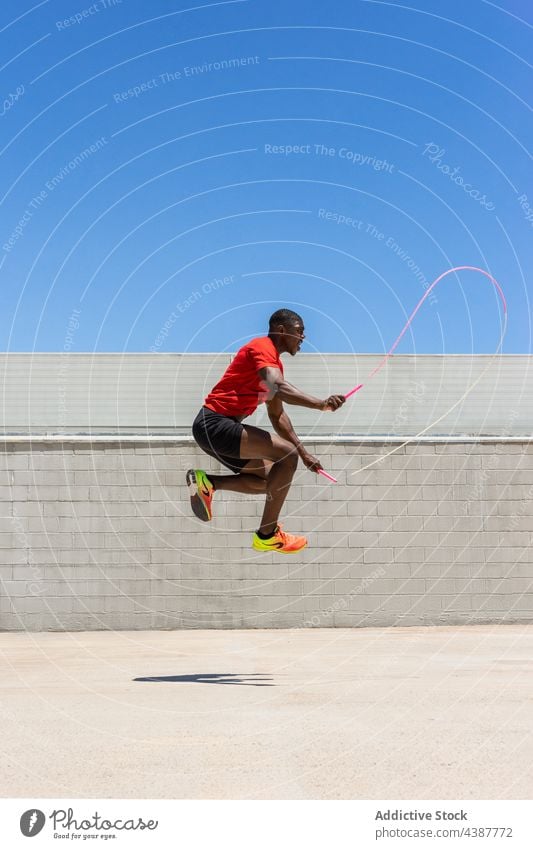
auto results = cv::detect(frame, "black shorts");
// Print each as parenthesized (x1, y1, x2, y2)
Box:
(192, 406, 248, 474)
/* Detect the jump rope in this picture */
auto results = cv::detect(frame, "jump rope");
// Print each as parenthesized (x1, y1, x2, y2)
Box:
(316, 265, 508, 484)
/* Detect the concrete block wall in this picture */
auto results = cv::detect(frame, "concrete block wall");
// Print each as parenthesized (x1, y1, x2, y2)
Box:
(1, 439, 532, 631)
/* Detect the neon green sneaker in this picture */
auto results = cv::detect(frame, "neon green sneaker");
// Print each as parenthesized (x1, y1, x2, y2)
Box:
(252, 524, 307, 554)
(186, 469, 214, 521)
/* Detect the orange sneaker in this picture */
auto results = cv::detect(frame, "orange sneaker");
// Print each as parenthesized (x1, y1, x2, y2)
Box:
(186, 469, 214, 521)
(252, 524, 307, 554)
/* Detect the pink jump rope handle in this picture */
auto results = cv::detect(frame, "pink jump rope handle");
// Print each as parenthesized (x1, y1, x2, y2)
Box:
(317, 468, 338, 483)
(343, 383, 364, 400)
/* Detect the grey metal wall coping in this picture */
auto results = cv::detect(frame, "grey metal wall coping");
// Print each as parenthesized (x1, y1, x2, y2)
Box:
(2, 353, 531, 437)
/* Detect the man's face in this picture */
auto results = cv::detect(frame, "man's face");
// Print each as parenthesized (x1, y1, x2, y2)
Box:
(285, 321, 305, 356)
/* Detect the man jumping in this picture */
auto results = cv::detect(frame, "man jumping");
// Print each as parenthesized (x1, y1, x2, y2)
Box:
(186, 309, 345, 553)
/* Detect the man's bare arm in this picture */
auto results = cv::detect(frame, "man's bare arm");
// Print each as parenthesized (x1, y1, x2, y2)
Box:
(259, 366, 345, 411)
(266, 394, 323, 472)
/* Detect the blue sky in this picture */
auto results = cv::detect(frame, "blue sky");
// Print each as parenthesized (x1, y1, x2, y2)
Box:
(1, 0, 531, 355)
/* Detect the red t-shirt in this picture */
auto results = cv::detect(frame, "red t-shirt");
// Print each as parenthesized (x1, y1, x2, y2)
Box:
(204, 336, 284, 418)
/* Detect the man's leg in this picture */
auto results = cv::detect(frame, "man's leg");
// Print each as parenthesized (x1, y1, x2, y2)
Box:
(188, 458, 271, 521)
(202, 428, 297, 535)
(208, 459, 271, 495)
(238, 425, 298, 536)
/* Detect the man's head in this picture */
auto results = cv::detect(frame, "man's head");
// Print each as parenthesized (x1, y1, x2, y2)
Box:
(268, 308, 305, 356)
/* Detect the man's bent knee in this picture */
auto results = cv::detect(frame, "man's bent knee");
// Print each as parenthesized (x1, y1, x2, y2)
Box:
(275, 446, 298, 471)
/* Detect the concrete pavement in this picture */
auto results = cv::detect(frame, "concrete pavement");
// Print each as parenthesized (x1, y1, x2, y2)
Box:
(1, 625, 532, 799)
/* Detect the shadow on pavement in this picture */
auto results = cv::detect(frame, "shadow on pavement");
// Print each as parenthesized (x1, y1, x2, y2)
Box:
(133, 673, 274, 686)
